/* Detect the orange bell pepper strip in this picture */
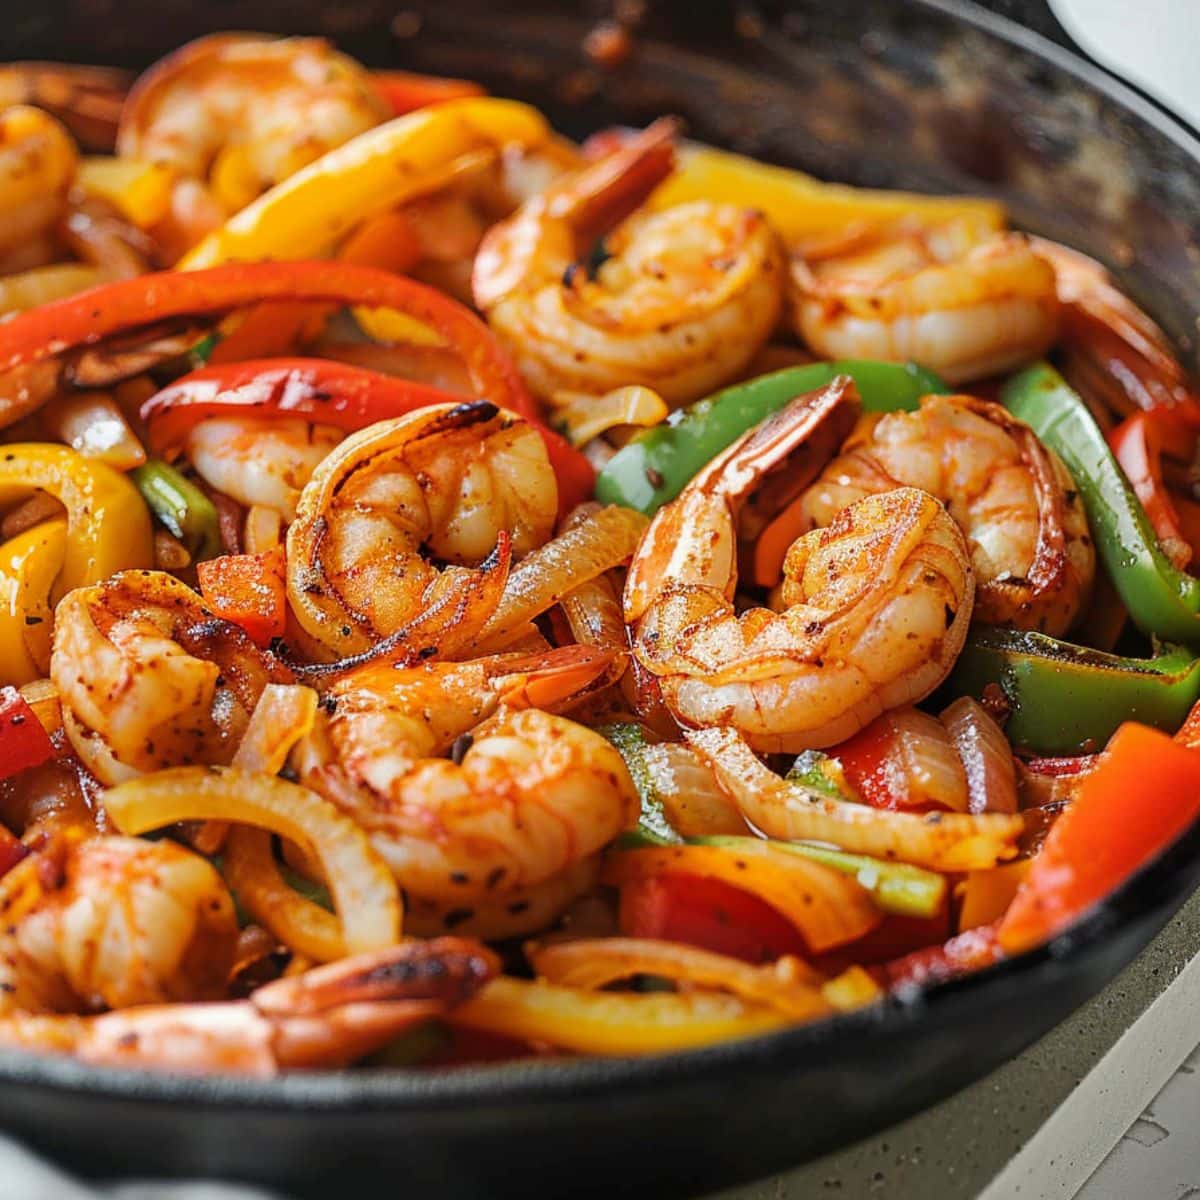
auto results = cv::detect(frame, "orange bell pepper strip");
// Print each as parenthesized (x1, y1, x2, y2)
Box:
(371, 70, 485, 116)
(0, 262, 594, 513)
(1109, 414, 1192, 569)
(197, 546, 287, 648)
(999, 723, 1200, 955)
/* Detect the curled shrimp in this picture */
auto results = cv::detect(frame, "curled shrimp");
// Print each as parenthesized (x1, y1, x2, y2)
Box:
(117, 34, 387, 209)
(0, 105, 79, 261)
(0, 937, 497, 1075)
(799, 394, 1094, 635)
(0, 834, 238, 1016)
(1031, 236, 1200, 427)
(625, 386, 975, 752)
(286, 401, 557, 657)
(187, 416, 342, 520)
(790, 216, 1060, 383)
(51, 569, 292, 784)
(294, 645, 638, 925)
(473, 121, 785, 407)
(0, 62, 129, 151)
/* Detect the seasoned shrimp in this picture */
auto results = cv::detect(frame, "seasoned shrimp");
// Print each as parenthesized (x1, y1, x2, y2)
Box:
(117, 35, 387, 209)
(0, 105, 79, 260)
(51, 569, 292, 784)
(625, 385, 975, 752)
(0, 937, 497, 1075)
(187, 416, 342, 520)
(1032, 236, 1200, 426)
(0, 834, 238, 1016)
(799, 394, 1094, 635)
(790, 216, 1060, 383)
(294, 645, 638, 922)
(287, 401, 557, 656)
(473, 121, 785, 407)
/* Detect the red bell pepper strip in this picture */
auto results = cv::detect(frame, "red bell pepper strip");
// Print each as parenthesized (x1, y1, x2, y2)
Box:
(831, 719, 905, 810)
(999, 723, 1200, 956)
(618, 872, 809, 965)
(371, 70, 485, 116)
(0, 260, 593, 507)
(1109, 414, 1192, 570)
(0, 686, 56, 779)
(883, 922, 1003, 991)
(815, 908, 952, 976)
(141, 357, 593, 515)
(197, 546, 287, 648)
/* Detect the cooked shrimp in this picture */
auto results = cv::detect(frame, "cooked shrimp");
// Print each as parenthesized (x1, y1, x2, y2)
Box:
(117, 34, 387, 208)
(790, 216, 1060, 383)
(0, 105, 79, 260)
(294, 646, 638, 919)
(1032, 236, 1200, 426)
(0, 62, 128, 150)
(625, 386, 974, 752)
(473, 120, 785, 407)
(0, 834, 237, 1016)
(799, 394, 1094, 635)
(287, 400, 557, 657)
(0, 937, 497, 1075)
(51, 569, 292, 783)
(187, 416, 342, 520)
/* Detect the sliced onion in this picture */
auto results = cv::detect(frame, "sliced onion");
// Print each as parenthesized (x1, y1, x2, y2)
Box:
(551, 386, 669, 448)
(472, 505, 648, 652)
(940, 696, 1018, 814)
(601, 841, 881, 953)
(640, 742, 749, 838)
(42, 391, 147, 471)
(687, 726, 1023, 872)
(528, 936, 829, 1020)
(883, 708, 969, 811)
(103, 765, 401, 954)
(450, 976, 789, 1055)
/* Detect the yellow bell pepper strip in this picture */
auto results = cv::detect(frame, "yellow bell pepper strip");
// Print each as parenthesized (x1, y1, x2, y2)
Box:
(0, 445, 152, 601)
(129, 459, 220, 562)
(76, 157, 174, 228)
(180, 97, 549, 269)
(450, 976, 789, 1055)
(1003, 363, 1200, 645)
(0, 685, 56, 781)
(948, 627, 1200, 755)
(0, 518, 66, 686)
(646, 141, 1006, 243)
(999, 723, 1200, 955)
(958, 860, 1031, 932)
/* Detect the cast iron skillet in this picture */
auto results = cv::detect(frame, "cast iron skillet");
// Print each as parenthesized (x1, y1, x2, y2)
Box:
(2, 2, 1200, 1196)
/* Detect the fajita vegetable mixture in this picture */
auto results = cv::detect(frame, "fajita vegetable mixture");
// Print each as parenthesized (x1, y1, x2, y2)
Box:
(0, 35, 1197, 1074)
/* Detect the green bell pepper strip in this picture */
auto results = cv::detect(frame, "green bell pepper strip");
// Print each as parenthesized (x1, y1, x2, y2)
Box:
(595, 360, 948, 514)
(1003, 363, 1200, 645)
(786, 749, 857, 803)
(130, 459, 222, 562)
(616, 827, 946, 919)
(948, 627, 1200, 755)
(600, 722, 678, 845)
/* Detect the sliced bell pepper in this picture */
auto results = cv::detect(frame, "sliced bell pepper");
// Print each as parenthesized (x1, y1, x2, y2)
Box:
(617, 872, 811, 964)
(197, 546, 287, 648)
(129, 459, 221, 562)
(884, 922, 1003, 991)
(0, 444, 153, 600)
(371, 70, 485, 116)
(0, 685, 56, 780)
(999, 723, 1200, 955)
(594, 360, 947, 514)
(958, 860, 1031, 932)
(0, 263, 593, 514)
(645, 141, 1006, 243)
(948, 627, 1200, 755)
(1003, 363, 1200, 645)
(0, 518, 66, 687)
(1108, 413, 1192, 569)
(180, 98, 548, 269)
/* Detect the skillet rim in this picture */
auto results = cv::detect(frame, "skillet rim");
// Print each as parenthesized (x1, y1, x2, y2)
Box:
(2, 0, 1200, 1112)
